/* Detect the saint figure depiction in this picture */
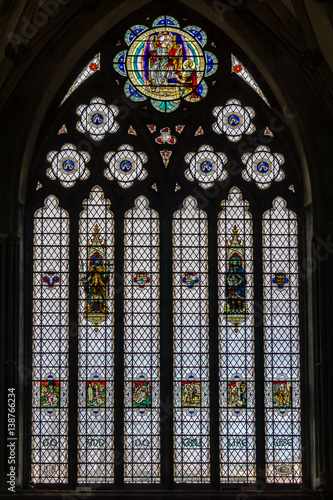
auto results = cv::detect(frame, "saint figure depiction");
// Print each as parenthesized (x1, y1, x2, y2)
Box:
(226, 256, 246, 313)
(147, 31, 198, 96)
(81, 254, 109, 315)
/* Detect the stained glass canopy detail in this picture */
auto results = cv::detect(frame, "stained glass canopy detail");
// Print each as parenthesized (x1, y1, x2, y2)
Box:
(113, 16, 218, 113)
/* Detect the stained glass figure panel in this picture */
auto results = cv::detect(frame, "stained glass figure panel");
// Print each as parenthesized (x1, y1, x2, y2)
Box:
(218, 187, 256, 483)
(173, 196, 210, 483)
(124, 196, 160, 483)
(31, 195, 69, 483)
(77, 186, 115, 483)
(262, 197, 301, 483)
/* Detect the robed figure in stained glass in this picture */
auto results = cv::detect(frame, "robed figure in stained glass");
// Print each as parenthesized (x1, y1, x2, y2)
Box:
(226, 256, 246, 312)
(81, 226, 110, 329)
(225, 227, 247, 330)
(147, 32, 183, 92)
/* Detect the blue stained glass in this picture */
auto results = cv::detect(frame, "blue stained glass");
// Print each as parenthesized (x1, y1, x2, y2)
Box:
(256, 161, 270, 173)
(91, 113, 104, 126)
(200, 160, 213, 173)
(62, 159, 76, 172)
(152, 15, 180, 27)
(205, 52, 218, 77)
(184, 25, 207, 47)
(206, 55, 213, 74)
(113, 51, 127, 76)
(118, 54, 125, 73)
(190, 29, 202, 43)
(119, 160, 133, 173)
(227, 114, 241, 126)
(129, 84, 144, 99)
(129, 28, 146, 43)
(156, 18, 176, 26)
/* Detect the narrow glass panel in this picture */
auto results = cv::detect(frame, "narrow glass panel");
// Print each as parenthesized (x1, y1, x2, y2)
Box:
(218, 187, 256, 483)
(78, 186, 114, 483)
(173, 196, 210, 483)
(263, 197, 301, 483)
(124, 196, 160, 483)
(31, 195, 69, 483)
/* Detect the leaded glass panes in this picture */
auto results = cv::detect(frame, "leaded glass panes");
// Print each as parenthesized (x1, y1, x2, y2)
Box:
(29, 16, 305, 488)
(60, 53, 100, 106)
(262, 197, 302, 483)
(124, 196, 160, 483)
(218, 187, 256, 483)
(172, 196, 210, 483)
(231, 54, 270, 107)
(31, 195, 69, 483)
(78, 186, 115, 483)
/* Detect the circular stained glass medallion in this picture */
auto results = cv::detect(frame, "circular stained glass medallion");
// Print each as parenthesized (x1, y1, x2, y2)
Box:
(256, 160, 270, 174)
(90, 112, 105, 127)
(227, 113, 241, 127)
(199, 160, 214, 174)
(61, 158, 76, 172)
(125, 27, 206, 102)
(118, 159, 133, 173)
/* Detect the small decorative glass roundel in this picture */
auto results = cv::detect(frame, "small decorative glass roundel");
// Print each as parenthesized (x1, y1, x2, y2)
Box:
(199, 160, 214, 174)
(241, 145, 285, 189)
(184, 144, 228, 189)
(46, 143, 90, 188)
(90, 112, 105, 126)
(104, 144, 148, 188)
(227, 113, 241, 127)
(76, 97, 119, 141)
(256, 160, 270, 174)
(61, 158, 76, 172)
(119, 159, 133, 173)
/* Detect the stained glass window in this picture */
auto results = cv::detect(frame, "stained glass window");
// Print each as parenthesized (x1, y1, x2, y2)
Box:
(29, 11, 305, 491)
(262, 197, 301, 483)
(218, 187, 256, 483)
(172, 197, 210, 483)
(123, 196, 161, 483)
(31, 195, 69, 483)
(60, 53, 101, 106)
(77, 186, 115, 483)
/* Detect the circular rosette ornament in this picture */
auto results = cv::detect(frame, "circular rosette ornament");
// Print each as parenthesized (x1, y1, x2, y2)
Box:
(212, 99, 255, 142)
(113, 17, 217, 113)
(104, 144, 148, 188)
(184, 145, 228, 188)
(241, 145, 285, 189)
(76, 97, 119, 141)
(46, 143, 90, 188)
